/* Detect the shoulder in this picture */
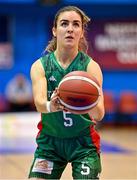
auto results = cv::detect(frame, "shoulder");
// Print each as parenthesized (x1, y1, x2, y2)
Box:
(89, 58, 101, 70)
(31, 59, 41, 72)
(40, 52, 52, 63)
(87, 58, 103, 86)
(30, 59, 45, 79)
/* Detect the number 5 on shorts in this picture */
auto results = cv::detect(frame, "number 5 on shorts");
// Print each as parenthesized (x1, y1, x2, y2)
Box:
(81, 163, 90, 175)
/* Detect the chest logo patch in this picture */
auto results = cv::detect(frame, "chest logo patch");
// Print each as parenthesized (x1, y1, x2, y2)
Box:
(49, 76, 57, 82)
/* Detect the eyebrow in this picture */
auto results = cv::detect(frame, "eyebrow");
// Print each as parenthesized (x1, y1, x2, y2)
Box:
(60, 19, 81, 23)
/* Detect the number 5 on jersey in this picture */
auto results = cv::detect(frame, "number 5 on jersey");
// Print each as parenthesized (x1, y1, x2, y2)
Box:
(63, 111, 73, 127)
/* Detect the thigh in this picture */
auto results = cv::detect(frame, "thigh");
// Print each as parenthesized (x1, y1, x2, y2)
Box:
(29, 157, 67, 179)
(72, 153, 101, 179)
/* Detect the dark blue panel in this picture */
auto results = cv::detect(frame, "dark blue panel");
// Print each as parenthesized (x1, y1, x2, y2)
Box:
(0, 0, 35, 3)
(64, 0, 137, 4)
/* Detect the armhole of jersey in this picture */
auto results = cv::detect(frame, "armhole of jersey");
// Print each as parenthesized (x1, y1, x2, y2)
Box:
(39, 53, 52, 71)
(80, 51, 92, 71)
(39, 57, 45, 69)
(85, 55, 92, 71)
(39, 57, 49, 84)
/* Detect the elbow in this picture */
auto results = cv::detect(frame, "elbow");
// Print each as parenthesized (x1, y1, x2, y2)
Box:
(34, 101, 41, 112)
(97, 108, 105, 121)
(89, 104, 105, 122)
(34, 99, 46, 113)
(35, 105, 42, 113)
(97, 103, 105, 121)
(96, 96, 105, 121)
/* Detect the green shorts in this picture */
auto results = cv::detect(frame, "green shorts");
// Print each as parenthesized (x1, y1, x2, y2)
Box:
(28, 134, 101, 179)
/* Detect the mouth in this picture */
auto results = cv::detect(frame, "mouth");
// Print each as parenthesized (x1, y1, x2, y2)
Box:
(65, 36, 74, 40)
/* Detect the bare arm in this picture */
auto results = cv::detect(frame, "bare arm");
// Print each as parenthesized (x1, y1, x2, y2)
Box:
(30, 59, 48, 113)
(30, 59, 65, 113)
(87, 60, 105, 121)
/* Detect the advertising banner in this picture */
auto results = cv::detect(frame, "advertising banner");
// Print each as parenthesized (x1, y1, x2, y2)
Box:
(88, 19, 137, 70)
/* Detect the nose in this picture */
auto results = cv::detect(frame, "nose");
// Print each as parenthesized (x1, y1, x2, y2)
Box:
(67, 24, 73, 33)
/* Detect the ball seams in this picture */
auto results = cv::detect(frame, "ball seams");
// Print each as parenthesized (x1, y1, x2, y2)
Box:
(58, 75, 101, 96)
(59, 89, 99, 96)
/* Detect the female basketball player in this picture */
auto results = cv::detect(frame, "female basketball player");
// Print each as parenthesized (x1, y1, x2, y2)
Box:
(29, 6, 105, 180)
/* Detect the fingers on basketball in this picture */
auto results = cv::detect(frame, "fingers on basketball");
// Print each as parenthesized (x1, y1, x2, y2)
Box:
(58, 71, 100, 114)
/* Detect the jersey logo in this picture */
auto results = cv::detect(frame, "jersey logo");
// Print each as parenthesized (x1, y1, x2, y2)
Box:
(49, 75, 57, 82)
(32, 158, 53, 174)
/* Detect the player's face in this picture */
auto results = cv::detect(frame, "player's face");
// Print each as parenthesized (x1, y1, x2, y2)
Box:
(53, 11, 84, 50)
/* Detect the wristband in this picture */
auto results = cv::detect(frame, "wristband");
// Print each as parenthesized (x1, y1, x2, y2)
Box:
(46, 101, 51, 112)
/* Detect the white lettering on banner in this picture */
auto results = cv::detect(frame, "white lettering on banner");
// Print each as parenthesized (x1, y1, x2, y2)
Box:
(95, 36, 137, 51)
(117, 52, 137, 64)
(94, 22, 137, 65)
(105, 23, 137, 35)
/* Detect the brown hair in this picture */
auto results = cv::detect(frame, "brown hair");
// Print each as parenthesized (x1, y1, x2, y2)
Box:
(45, 6, 90, 53)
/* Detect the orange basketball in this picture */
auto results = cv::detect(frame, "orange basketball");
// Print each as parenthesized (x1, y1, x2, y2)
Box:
(58, 71, 100, 114)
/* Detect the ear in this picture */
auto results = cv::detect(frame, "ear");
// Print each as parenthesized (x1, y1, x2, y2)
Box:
(52, 27, 56, 37)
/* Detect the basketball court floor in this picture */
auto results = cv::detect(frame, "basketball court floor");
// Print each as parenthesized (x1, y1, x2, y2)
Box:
(0, 112, 137, 179)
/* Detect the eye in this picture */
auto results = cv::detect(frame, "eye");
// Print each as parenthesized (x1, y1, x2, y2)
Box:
(61, 21, 68, 27)
(73, 22, 80, 27)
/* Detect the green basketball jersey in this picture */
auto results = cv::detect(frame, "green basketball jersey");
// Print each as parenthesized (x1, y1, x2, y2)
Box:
(38, 51, 95, 138)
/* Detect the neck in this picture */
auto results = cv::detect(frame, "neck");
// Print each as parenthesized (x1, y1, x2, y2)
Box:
(55, 48, 78, 63)
(54, 48, 78, 69)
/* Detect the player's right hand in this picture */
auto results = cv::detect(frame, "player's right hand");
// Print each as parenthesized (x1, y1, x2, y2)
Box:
(50, 88, 65, 112)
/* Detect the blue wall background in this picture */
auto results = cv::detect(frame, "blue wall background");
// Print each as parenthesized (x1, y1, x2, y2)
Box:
(0, 0, 137, 97)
